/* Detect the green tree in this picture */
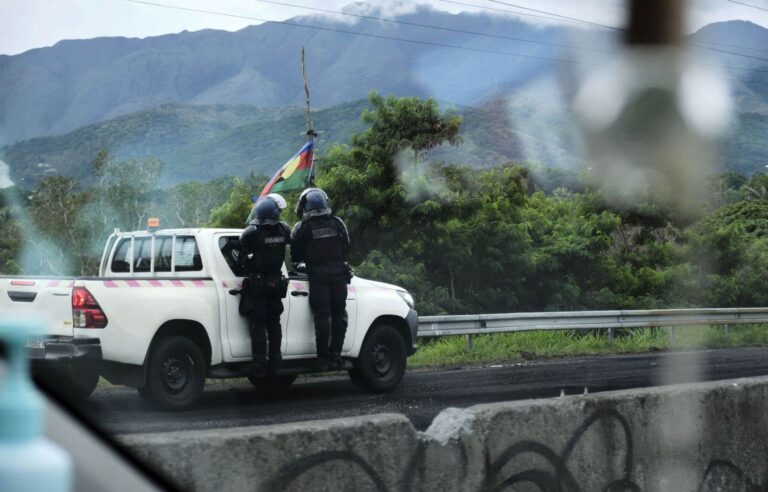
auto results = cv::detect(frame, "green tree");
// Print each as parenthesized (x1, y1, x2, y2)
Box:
(25, 176, 88, 274)
(319, 91, 462, 262)
(165, 177, 234, 228)
(0, 201, 21, 274)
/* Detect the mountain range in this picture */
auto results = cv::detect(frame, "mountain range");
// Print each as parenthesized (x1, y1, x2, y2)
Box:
(2, 3, 768, 184)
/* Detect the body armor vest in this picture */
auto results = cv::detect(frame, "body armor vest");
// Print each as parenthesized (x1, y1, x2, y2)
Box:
(304, 217, 345, 266)
(241, 223, 289, 274)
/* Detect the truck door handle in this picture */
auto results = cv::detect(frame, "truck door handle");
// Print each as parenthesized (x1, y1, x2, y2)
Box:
(291, 291, 308, 297)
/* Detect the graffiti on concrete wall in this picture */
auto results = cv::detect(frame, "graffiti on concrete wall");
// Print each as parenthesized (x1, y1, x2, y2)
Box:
(259, 405, 764, 491)
(260, 407, 642, 492)
(482, 408, 640, 492)
(697, 460, 766, 491)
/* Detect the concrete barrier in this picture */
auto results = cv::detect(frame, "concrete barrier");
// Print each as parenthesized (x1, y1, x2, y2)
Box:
(122, 376, 768, 491)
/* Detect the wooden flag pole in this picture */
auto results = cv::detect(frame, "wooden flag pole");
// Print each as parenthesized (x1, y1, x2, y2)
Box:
(301, 47, 318, 186)
(301, 47, 316, 139)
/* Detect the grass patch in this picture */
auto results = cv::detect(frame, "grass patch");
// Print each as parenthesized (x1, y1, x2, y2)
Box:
(409, 324, 768, 368)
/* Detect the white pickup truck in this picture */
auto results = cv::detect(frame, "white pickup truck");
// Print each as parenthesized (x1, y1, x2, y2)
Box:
(0, 228, 418, 410)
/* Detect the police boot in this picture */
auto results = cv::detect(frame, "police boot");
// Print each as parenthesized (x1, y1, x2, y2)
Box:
(328, 353, 343, 371)
(241, 360, 267, 376)
(312, 356, 331, 372)
(267, 354, 282, 376)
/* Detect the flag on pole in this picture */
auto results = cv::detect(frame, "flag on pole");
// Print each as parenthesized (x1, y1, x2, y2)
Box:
(259, 140, 315, 197)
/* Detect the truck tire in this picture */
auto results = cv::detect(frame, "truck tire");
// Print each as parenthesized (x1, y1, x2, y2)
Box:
(37, 364, 100, 404)
(138, 336, 205, 411)
(349, 324, 406, 393)
(247, 374, 297, 393)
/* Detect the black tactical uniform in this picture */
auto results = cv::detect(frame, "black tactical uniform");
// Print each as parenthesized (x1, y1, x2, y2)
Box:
(239, 196, 290, 373)
(291, 189, 351, 368)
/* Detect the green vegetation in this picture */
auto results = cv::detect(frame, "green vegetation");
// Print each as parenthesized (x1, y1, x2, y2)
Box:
(2, 91, 768, 324)
(0, 98, 574, 187)
(0, 150, 254, 275)
(1, 101, 369, 186)
(409, 325, 768, 368)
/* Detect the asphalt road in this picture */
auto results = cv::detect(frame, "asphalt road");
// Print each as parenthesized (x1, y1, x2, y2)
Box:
(83, 347, 768, 435)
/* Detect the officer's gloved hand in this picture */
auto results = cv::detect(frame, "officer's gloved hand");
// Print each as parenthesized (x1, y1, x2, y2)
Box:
(293, 262, 307, 273)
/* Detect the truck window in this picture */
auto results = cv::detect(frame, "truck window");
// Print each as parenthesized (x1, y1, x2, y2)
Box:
(112, 236, 199, 273)
(111, 239, 131, 273)
(218, 236, 245, 276)
(154, 237, 173, 273)
(134, 238, 152, 272)
(175, 236, 202, 272)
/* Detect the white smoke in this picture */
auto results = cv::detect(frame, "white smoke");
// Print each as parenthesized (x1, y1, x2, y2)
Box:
(0, 160, 14, 189)
(393, 147, 452, 204)
(0, 159, 74, 275)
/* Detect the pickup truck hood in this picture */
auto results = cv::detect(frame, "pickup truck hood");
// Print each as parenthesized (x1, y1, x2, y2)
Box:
(354, 277, 406, 292)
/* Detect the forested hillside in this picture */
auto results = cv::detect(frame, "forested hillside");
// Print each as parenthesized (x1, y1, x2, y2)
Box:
(2, 96, 579, 185)
(3, 94, 767, 316)
(3, 94, 767, 185)
(1, 101, 369, 185)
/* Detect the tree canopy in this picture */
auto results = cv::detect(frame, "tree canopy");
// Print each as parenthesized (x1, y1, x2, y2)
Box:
(2, 92, 767, 315)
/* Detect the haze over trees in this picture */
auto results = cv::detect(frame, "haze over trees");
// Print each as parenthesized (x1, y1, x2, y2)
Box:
(2, 92, 767, 315)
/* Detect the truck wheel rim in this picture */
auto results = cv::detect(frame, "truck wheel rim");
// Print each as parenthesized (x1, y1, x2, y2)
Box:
(372, 343, 392, 377)
(162, 355, 191, 393)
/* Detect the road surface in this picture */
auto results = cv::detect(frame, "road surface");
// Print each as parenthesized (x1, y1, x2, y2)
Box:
(83, 347, 768, 435)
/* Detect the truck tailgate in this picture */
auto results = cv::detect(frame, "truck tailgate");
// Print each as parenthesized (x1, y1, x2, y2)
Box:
(0, 278, 75, 337)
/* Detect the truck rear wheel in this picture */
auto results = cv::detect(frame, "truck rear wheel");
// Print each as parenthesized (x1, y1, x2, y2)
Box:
(138, 336, 205, 411)
(349, 324, 406, 393)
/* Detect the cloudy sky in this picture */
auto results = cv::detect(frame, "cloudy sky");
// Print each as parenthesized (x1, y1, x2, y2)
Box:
(1, 0, 767, 56)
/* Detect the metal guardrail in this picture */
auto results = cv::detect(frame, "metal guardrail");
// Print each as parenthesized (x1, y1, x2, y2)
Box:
(417, 308, 768, 338)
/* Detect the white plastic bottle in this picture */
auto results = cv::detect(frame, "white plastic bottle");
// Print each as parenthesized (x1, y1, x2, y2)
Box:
(0, 318, 72, 492)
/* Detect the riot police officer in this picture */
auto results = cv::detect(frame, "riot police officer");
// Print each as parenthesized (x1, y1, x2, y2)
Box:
(291, 188, 351, 370)
(238, 193, 290, 375)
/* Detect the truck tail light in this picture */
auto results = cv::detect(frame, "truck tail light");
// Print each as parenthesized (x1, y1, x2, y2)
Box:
(72, 287, 108, 328)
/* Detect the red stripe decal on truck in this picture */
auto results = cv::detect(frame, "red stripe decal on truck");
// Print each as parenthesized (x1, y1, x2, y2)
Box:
(100, 279, 212, 288)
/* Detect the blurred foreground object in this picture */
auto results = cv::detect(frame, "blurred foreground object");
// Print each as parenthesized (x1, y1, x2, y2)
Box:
(0, 317, 72, 491)
(575, 0, 731, 216)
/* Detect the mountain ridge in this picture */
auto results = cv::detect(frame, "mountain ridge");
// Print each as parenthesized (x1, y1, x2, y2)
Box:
(3, 98, 561, 186)
(2, 5, 768, 182)
(0, 4, 575, 145)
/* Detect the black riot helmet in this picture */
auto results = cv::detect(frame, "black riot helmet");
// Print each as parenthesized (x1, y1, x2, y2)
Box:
(251, 193, 286, 225)
(295, 188, 331, 218)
